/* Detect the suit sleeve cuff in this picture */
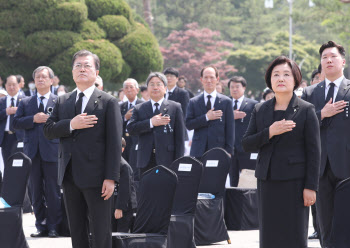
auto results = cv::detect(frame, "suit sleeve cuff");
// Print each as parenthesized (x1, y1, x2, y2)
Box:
(149, 119, 153, 128)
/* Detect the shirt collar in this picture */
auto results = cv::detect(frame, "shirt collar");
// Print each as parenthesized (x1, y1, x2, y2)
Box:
(76, 85, 95, 100)
(127, 97, 138, 106)
(204, 90, 217, 99)
(325, 75, 344, 88)
(167, 86, 176, 93)
(8, 92, 19, 100)
(151, 97, 165, 107)
(37, 91, 51, 100)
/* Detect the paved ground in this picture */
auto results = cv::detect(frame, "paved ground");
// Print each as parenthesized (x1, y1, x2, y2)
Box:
(23, 213, 321, 248)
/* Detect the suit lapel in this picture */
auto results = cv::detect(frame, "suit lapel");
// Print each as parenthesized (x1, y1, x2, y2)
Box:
(239, 97, 248, 112)
(84, 88, 101, 115)
(314, 81, 326, 110)
(45, 94, 56, 113)
(213, 94, 222, 110)
(335, 78, 350, 102)
(160, 99, 169, 115)
(120, 101, 128, 116)
(263, 98, 275, 128)
(28, 96, 39, 114)
(284, 94, 299, 121)
(66, 91, 77, 119)
(200, 94, 207, 114)
(145, 101, 153, 118)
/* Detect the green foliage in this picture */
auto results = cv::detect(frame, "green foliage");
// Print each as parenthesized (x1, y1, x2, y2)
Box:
(227, 32, 320, 92)
(20, 31, 82, 63)
(85, 0, 131, 21)
(50, 39, 124, 85)
(97, 15, 131, 40)
(116, 24, 163, 82)
(0, 0, 162, 88)
(80, 20, 107, 39)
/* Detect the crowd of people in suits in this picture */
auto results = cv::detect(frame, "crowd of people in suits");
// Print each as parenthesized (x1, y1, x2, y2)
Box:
(0, 39, 348, 248)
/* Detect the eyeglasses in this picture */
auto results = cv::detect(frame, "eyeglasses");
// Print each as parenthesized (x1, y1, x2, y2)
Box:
(73, 63, 94, 70)
(148, 83, 164, 88)
(35, 75, 49, 80)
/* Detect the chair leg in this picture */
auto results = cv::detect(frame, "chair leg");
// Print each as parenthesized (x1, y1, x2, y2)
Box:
(227, 239, 231, 244)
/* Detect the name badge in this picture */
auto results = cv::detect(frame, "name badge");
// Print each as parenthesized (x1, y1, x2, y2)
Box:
(206, 160, 219, 167)
(179, 163, 192, 172)
(13, 159, 23, 167)
(250, 153, 258, 160)
(17, 142, 24, 148)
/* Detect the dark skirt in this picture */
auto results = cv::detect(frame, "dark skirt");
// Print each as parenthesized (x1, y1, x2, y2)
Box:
(257, 178, 309, 248)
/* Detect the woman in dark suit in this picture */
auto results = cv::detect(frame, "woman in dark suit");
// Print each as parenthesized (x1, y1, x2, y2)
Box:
(242, 56, 321, 248)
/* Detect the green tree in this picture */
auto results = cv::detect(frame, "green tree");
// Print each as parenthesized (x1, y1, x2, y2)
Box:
(227, 32, 320, 92)
(0, 0, 163, 88)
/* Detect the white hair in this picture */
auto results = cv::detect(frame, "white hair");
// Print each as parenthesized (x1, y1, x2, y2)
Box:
(123, 78, 139, 89)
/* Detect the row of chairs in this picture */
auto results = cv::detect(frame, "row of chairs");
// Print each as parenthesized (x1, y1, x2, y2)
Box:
(113, 147, 232, 248)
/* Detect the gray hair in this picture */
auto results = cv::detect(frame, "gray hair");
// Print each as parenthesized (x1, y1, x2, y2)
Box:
(145, 72, 167, 87)
(72, 50, 100, 70)
(32, 66, 55, 80)
(123, 78, 139, 89)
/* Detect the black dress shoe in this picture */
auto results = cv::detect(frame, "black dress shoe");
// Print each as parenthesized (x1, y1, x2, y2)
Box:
(48, 230, 59, 238)
(30, 230, 48, 237)
(308, 231, 319, 239)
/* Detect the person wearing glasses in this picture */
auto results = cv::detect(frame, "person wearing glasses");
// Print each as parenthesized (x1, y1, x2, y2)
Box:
(127, 72, 185, 175)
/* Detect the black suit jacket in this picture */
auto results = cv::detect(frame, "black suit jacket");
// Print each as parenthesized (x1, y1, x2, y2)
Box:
(242, 94, 321, 191)
(0, 95, 26, 145)
(115, 157, 137, 211)
(127, 99, 185, 168)
(120, 99, 144, 167)
(168, 87, 189, 118)
(302, 78, 350, 179)
(186, 93, 234, 157)
(43, 88, 123, 188)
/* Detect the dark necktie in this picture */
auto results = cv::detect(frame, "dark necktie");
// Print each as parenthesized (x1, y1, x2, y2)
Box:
(129, 103, 133, 110)
(206, 95, 212, 111)
(75, 92, 85, 115)
(9, 98, 15, 132)
(233, 100, 238, 110)
(154, 102, 160, 115)
(38, 96, 45, 113)
(168, 91, 173, 99)
(325, 82, 335, 103)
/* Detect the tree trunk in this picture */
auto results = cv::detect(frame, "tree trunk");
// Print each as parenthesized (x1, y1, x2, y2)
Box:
(143, 0, 154, 33)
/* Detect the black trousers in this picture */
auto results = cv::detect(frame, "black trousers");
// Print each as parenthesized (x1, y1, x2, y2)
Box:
(316, 160, 342, 248)
(1, 132, 18, 166)
(29, 152, 62, 231)
(62, 162, 112, 248)
(139, 152, 157, 176)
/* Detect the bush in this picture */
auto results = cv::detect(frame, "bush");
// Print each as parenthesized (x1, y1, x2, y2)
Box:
(85, 0, 131, 21)
(0, 57, 36, 81)
(116, 24, 163, 82)
(80, 20, 107, 40)
(0, 29, 25, 57)
(97, 15, 131, 40)
(50, 39, 124, 86)
(20, 30, 82, 63)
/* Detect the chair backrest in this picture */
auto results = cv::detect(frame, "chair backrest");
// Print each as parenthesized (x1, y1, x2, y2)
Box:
(133, 165, 178, 235)
(332, 177, 350, 246)
(169, 156, 203, 215)
(199, 148, 231, 197)
(1, 152, 32, 206)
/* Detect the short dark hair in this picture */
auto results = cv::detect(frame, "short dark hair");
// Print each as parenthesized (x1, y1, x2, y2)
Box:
(178, 76, 187, 83)
(318, 63, 322, 73)
(265, 56, 302, 91)
(16, 75, 24, 83)
(228, 76, 247, 88)
(319, 40, 345, 58)
(72, 50, 100, 70)
(200, 65, 219, 78)
(140, 85, 147, 92)
(311, 69, 319, 81)
(263, 88, 274, 100)
(163, 67, 179, 78)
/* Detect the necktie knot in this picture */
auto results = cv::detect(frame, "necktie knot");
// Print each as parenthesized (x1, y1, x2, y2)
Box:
(75, 92, 85, 115)
(129, 103, 133, 109)
(154, 102, 160, 115)
(206, 95, 212, 111)
(10, 98, 15, 107)
(233, 99, 238, 110)
(40, 96, 45, 101)
(78, 92, 85, 99)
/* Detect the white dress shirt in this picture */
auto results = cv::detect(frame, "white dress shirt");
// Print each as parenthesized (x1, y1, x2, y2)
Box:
(37, 91, 51, 110)
(5, 93, 19, 131)
(165, 86, 176, 100)
(149, 97, 165, 128)
(204, 90, 217, 121)
(232, 95, 245, 110)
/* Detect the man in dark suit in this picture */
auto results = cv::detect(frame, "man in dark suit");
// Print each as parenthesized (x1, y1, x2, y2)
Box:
(44, 50, 123, 248)
(163, 67, 190, 118)
(16, 75, 26, 97)
(50, 76, 60, 95)
(119, 78, 143, 180)
(186, 65, 234, 158)
(0, 75, 25, 164)
(228, 76, 258, 187)
(177, 76, 194, 98)
(302, 41, 350, 248)
(13, 66, 61, 238)
(127, 72, 185, 175)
